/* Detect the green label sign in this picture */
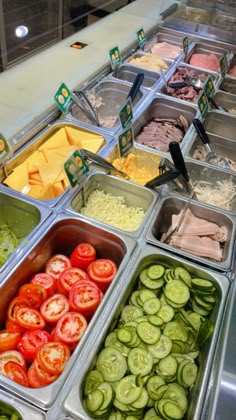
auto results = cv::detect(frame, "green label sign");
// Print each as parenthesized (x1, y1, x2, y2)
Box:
(54, 82, 73, 113)
(198, 90, 209, 117)
(118, 126, 134, 158)
(119, 98, 133, 129)
(219, 55, 227, 77)
(109, 46, 121, 69)
(137, 28, 146, 47)
(183, 36, 189, 56)
(0, 133, 9, 162)
(204, 77, 215, 99)
(64, 149, 89, 188)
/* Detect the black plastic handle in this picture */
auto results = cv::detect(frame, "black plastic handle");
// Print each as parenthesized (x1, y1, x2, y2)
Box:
(169, 82, 188, 89)
(208, 96, 228, 113)
(193, 118, 210, 145)
(169, 141, 189, 182)
(127, 72, 144, 102)
(145, 168, 180, 188)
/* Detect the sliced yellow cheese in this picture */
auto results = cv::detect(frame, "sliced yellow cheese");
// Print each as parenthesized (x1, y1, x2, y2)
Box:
(80, 137, 104, 153)
(39, 128, 69, 151)
(36, 161, 61, 188)
(4, 163, 29, 192)
(65, 126, 104, 145)
(53, 181, 64, 197)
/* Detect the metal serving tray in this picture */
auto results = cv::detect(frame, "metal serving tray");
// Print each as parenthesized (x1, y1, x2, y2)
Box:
(54, 246, 229, 420)
(160, 63, 220, 105)
(0, 388, 46, 419)
(130, 94, 198, 156)
(110, 64, 160, 90)
(204, 109, 236, 140)
(186, 130, 236, 173)
(70, 80, 147, 135)
(146, 194, 235, 272)
(187, 0, 216, 10)
(0, 214, 136, 409)
(220, 75, 236, 94)
(140, 32, 186, 62)
(211, 90, 236, 117)
(0, 189, 50, 276)
(0, 120, 112, 207)
(212, 14, 236, 33)
(168, 159, 236, 214)
(185, 43, 229, 70)
(171, 5, 213, 24)
(63, 172, 157, 238)
(125, 51, 174, 79)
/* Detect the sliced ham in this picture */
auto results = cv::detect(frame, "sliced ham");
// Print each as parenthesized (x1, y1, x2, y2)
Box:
(169, 234, 223, 261)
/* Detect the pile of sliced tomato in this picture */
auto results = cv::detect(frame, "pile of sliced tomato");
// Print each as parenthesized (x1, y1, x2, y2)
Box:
(0, 242, 117, 388)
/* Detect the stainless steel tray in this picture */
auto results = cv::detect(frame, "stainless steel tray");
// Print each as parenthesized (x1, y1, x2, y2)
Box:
(129, 93, 198, 157)
(125, 51, 174, 79)
(186, 130, 236, 174)
(110, 64, 160, 90)
(146, 193, 235, 271)
(220, 75, 236, 94)
(0, 188, 51, 276)
(53, 246, 229, 420)
(0, 120, 112, 207)
(0, 388, 47, 419)
(168, 159, 236, 214)
(0, 213, 136, 409)
(140, 32, 186, 61)
(62, 172, 158, 238)
(212, 90, 236, 117)
(185, 43, 230, 71)
(204, 109, 236, 140)
(160, 63, 220, 105)
(69, 79, 147, 135)
(173, 5, 213, 23)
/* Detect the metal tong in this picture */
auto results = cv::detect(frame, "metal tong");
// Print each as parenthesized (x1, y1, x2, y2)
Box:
(145, 141, 193, 195)
(80, 149, 129, 178)
(169, 76, 204, 91)
(73, 90, 100, 126)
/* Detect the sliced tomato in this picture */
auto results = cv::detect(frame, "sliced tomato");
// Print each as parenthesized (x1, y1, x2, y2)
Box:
(0, 330, 21, 352)
(18, 284, 47, 309)
(70, 243, 96, 270)
(28, 359, 58, 387)
(45, 254, 71, 280)
(55, 312, 87, 345)
(68, 279, 101, 318)
(30, 273, 57, 298)
(15, 307, 45, 330)
(87, 259, 117, 292)
(0, 350, 27, 371)
(6, 318, 25, 334)
(57, 267, 90, 295)
(7, 296, 31, 323)
(36, 341, 70, 375)
(4, 361, 29, 387)
(40, 294, 69, 323)
(17, 330, 51, 364)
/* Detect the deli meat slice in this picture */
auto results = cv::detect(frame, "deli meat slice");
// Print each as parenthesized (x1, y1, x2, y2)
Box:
(170, 235, 223, 261)
(172, 209, 227, 239)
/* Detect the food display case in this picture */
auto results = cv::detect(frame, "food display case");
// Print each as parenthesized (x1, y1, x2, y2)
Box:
(1, 0, 236, 418)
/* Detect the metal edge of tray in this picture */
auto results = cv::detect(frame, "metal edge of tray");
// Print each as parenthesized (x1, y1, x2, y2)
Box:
(108, 63, 162, 92)
(59, 170, 159, 240)
(184, 129, 236, 176)
(170, 157, 236, 216)
(123, 51, 176, 81)
(0, 387, 47, 420)
(52, 245, 230, 420)
(0, 186, 52, 277)
(158, 26, 236, 52)
(0, 119, 113, 209)
(145, 191, 236, 272)
(0, 212, 137, 410)
(204, 108, 236, 140)
(211, 89, 236, 118)
(65, 78, 150, 136)
(200, 279, 235, 420)
(119, 91, 200, 159)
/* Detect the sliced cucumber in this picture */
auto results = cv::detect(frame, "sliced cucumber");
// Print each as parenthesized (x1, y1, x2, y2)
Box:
(148, 334, 172, 359)
(128, 347, 153, 376)
(157, 304, 175, 323)
(146, 375, 166, 400)
(162, 399, 184, 419)
(121, 306, 143, 323)
(97, 382, 114, 410)
(96, 347, 127, 382)
(84, 370, 104, 396)
(139, 289, 157, 304)
(157, 355, 178, 380)
(163, 321, 188, 343)
(115, 375, 142, 405)
(181, 362, 198, 388)
(137, 321, 161, 345)
(164, 280, 190, 306)
(86, 389, 104, 412)
(117, 327, 133, 344)
(143, 297, 161, 315)
(147, 265, 165, 280)
(174, 267, 192, 287)
(191, 278, 215, 292)
(130, 388, 149, 409)
(148, 315, 164, 327)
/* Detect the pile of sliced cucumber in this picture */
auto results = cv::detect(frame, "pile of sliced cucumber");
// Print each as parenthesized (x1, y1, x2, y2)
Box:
(83, 264, 216, 419)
